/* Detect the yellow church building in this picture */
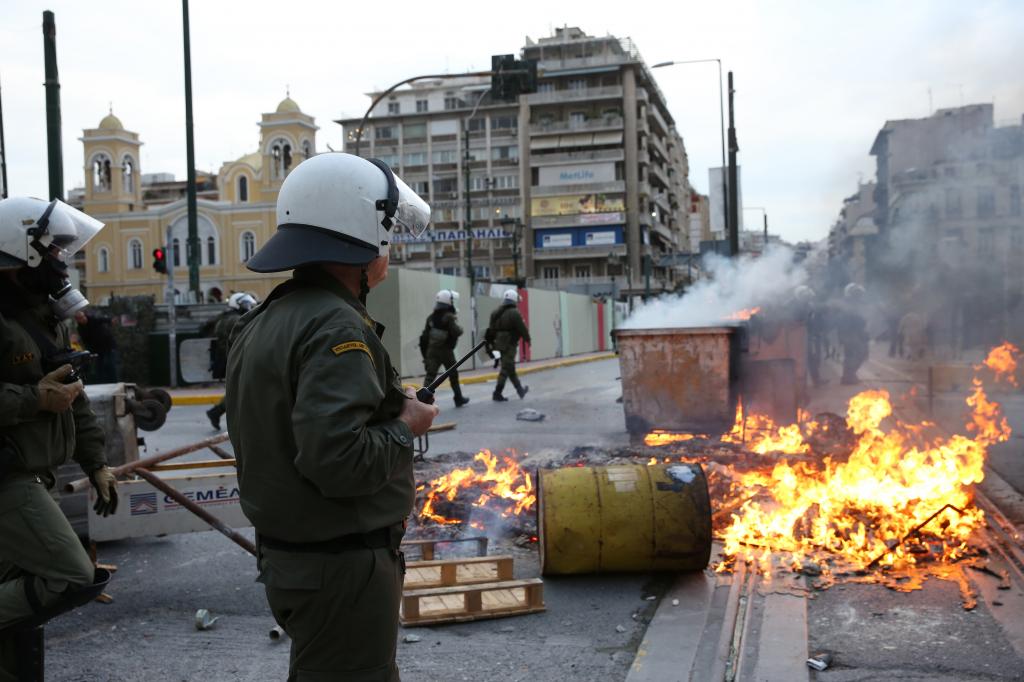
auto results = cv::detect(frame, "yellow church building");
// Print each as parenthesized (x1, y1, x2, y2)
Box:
(79, 96, 317, 302)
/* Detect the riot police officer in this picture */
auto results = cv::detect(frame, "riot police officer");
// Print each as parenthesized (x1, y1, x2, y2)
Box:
(203, 292, 257, 430)
(226, 153, 439, 681)
(486, 288, 531, 401)
(420, 289, 470, 408)
(0, 197, 117, 675)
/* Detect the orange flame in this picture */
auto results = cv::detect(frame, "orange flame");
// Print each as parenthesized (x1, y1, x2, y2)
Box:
(979, 341, 1020, 388)
(644, 430, 697, 447)
(418, 450, 536, 526)
(724, 306, 761, 321)
(720, 401, 810, 455)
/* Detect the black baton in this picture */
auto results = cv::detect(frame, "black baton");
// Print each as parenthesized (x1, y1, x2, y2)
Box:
(416, 340, 487, 404)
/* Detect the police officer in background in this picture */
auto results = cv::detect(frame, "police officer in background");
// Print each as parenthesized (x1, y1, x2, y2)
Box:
(486, 288, 531, 401)
(0, 197, 117, 675)
(226, 153, 439, 681)
(420, 290, 470, 408)
(203, 292, 257, 430)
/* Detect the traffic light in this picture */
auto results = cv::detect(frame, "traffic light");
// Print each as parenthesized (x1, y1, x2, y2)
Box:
(152, 247, 167, 274)
(491, 55, 539, 101)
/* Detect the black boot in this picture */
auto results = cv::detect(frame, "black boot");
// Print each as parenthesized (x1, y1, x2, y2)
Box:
(517, 385, 529, 399)
(492, 393, 508, 402)
(454, 395, 470, 407)
(206, 404, 223, 430)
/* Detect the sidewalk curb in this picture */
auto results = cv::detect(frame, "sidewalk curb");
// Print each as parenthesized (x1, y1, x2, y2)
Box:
(171, 351, 618, 406)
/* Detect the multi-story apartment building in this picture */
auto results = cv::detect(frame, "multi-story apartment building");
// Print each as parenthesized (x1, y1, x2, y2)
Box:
(828, 103, 1024, 348)
(339, 26, 693, 298)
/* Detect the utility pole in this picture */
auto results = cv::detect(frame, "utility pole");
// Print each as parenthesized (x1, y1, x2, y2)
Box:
(165, 228, 178, 388)
(727, 71, 739, 258)
(42, 11, 64, 201)
(0, 74, 8, 198)
(182, 0, 200, 299)
(463, 120, 474, 288)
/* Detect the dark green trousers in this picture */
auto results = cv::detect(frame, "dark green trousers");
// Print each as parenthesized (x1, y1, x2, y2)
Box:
(259, 545, 404, 681)
(423, 349, 464, 402)
(494, 346, 523, 396)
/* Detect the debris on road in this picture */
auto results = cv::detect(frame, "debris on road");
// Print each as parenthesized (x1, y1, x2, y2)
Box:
(806, 652, 834, 671)
(615, 624, 627, 633)
(403, 634, 422, 643)
(269, 625, 285, 641)
(516, 408, 546, 422)
(193, 609, 219, 631)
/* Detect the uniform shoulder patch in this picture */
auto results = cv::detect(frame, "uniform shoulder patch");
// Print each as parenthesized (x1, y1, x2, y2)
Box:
(331, 340, 375, 367)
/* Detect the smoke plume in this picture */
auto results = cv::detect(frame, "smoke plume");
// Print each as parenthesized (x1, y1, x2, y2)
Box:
(621, 246, 808, 329)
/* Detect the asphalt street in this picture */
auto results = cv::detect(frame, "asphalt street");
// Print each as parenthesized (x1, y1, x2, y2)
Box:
(45, 358, 665, 682)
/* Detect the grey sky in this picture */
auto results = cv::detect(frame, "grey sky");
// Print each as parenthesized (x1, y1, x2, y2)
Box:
(3, 0, 1022, 243)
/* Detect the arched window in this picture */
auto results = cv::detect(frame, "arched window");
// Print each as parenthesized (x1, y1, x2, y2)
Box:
(238, 175, 248, 202)
(302, 140, 312, 160)
(240, 231, 256, 262)
(206, 236, 217, 265)
(128, 238, 143, 269)
(93, 154, 112, 191)
(271, 139, 293, 180)
(121, 156, 135, 193)
(97, 247, 110, 273)
(172, 238, 181, 267)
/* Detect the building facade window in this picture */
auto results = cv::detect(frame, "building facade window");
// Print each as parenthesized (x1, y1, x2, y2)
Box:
(404, 122, 427, 139)
(568, 78, 586, 90)
(121, 156, 134, 193)
(387, 101, 400, 115)
(128, 238, 143, 269)
(569, 111, 587, 126)
(493, 174, 518, 190)
(404, 152, 427, 166)
(575, 265, 592, 279)
(492, 145, 519, 161)
(238, 175, 248, 202)
(240, 231, 256, 262)
(978, 229, 995, 256)
(375, 126, 394, 140)
(206, 236, 217, 265)
(432, 149, 457, 164)
(302, 140, 312, 159)
(491, 115, 518, 129)
(1011, 185, 1021, 217)
(537, 82, 555, 94)
(97, 247, 109, 273)
(468, 118, 486, 132)
(443, 96, 463, 110)
(172, 238, 181, 267)
(977, 188, 996, 218)
(434, 177, 458, 194)
(542, 266, 559, 280)
(93, 154, 112, 192)
(416, 99, 429, 113)
(945, 188, 962, 218)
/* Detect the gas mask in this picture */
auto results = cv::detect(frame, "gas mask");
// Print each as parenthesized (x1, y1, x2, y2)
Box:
(21, 200, 102, 319)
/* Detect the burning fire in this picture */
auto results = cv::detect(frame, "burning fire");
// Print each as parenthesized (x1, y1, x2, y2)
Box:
(418, 450, 536, 526)
(644, 430, 697, 447)
(724, 306, 761, 321)
(641, 342, 1020, 586)
(718, 342, 1018, 576)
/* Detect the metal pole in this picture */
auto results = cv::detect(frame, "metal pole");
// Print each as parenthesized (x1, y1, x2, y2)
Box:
(166, 226, 178, 388)
(464, 121, 473, 286)
(0, 74, 9, 198)
(763, 212, 768, 246)
(727, 71, 740, 258)
(716, 60, 727, 253)
(182, 0, 200, 299)
(42, 11, 63, 201)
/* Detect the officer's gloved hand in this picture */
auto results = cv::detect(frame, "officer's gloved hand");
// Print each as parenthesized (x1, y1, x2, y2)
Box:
(89, 466, 119, 517)
(37, 365, 84, 413)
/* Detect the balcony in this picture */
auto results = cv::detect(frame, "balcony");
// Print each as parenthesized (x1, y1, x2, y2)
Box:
(533, 243, 627, 260)
(532, 212, 625, 229)
(530, 148, 624, 166)
(647, 105, 670, 136)
(531, 180, 626, 197)
(532, 276, 620, 295)
(529, 116, 624, 136)
(526, 85, 623, 105)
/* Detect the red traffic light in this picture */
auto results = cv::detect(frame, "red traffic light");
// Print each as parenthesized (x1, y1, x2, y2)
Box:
(153, 247, 167, 274)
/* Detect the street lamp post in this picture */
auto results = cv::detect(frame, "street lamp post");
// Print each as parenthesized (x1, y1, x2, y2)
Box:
(651, 58, 729, 254)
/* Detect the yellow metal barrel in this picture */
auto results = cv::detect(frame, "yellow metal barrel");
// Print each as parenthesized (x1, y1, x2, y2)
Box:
(539, 463, 712, 575)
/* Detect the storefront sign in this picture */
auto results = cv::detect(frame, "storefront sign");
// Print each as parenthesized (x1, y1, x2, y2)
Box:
(532, 194, 625, 216)
(538, 162, 616, 186)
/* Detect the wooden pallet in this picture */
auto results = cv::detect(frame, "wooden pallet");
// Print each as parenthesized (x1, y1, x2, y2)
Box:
(400, 536, 488, 561)
(404, 555, 514, 590)
(401, 578, 545, 627)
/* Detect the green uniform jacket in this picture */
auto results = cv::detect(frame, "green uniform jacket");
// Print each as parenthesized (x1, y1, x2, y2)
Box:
(420, 308, 462, 359)
(488, 303, 531, 352)
(0, 303, 106, 488)
(225, 267, 415, 543)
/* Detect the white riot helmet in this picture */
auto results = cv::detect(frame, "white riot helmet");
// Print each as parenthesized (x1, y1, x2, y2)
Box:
(794, 285, 816, 303)
(0, 197, 104, 318)
(844, 283, 866, 300)
(502, 288, 519, 304)
(228, 292, 258, 311)
(247, 152, 430, 272)
(435, 289, 459, 308)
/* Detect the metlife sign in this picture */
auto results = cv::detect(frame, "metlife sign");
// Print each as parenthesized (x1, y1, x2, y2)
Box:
(539, 163, 616, 186)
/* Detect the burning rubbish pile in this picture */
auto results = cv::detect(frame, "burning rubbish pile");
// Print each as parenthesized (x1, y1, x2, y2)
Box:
(643, 342, 1020, 600)
(414, 450, 538, 541)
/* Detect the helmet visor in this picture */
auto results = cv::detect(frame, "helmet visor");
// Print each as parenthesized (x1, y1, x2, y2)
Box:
(51, 200, 104, 260)
(393, 175, 431, 238)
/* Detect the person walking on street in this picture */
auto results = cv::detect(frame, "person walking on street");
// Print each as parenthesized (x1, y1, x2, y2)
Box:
(420, 290, 470, 408)
(0, 197, 117, 678)
(204, 292, 257, 430)
(73, 309, 118, 384)
(226, 153, 439, 682)
(486, 289, 531, 401)
(838, 283, 869, 385)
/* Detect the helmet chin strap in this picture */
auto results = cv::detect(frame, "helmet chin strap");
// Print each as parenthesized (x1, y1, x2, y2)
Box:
(359, 267, 369, 306)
